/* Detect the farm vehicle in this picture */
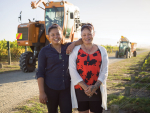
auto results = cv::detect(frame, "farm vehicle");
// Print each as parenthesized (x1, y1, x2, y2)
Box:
(16, 0, 82, 72)
(115, 36, 137, 58)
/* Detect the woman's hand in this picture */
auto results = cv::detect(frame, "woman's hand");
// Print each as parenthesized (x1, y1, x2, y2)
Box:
(84, 85, 97, 97)
(39, 92, 48, 104)
(66, 43, 75, 55)
(84, 80, 102, 97)
(66, 38, 83, 54)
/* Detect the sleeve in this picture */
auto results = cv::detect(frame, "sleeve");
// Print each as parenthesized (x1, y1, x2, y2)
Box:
(37, 48, 47, 79)
(69, 49, 83, 85)
(98, 47, 109, 84)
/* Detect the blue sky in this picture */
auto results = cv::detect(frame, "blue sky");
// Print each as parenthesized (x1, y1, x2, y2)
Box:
(0, 0, 150, 47)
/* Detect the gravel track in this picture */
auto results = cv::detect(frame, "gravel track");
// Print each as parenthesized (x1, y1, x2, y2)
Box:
(0, 71, 38, 113)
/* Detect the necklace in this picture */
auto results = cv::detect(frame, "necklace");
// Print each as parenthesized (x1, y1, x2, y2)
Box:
(51, 44, 62, 60)
(58, 47, 62, 60)
(83, 44, 93, 62)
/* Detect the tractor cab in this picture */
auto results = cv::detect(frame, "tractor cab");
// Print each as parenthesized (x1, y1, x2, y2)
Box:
(119, 41, 131, 50)
(45, 7, 64, 35)
(44, 1, 81, 42)
(119, 41, 131, 56)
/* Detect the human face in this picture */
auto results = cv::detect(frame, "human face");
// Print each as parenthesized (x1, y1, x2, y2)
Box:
(48, 28, 62, 45)
(81, 28, 94, 45)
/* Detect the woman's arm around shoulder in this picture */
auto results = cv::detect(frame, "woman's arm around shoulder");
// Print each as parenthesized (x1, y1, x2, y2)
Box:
(66, 38, 83, 54)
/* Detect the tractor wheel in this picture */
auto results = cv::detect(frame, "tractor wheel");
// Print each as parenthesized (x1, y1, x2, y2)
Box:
(19, 52, 36, 72)
(133, 51, 137, 57)
(115, 51, 119, 58)
(126, 51, 129, 58)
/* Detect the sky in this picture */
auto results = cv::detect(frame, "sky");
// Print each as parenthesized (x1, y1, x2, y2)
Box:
(0, 0, 150, 47)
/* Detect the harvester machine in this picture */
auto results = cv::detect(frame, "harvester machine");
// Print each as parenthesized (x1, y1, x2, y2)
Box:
(115, 36, 137, 58)
(16, 0, 82, 72)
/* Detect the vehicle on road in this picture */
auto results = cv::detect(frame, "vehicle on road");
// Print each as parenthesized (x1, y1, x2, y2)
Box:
(115, 36, 137, 58)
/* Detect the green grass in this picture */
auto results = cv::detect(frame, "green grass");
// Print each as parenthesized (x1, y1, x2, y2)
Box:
(13, 96, 76, 113)
(112, 82, 150, 90)
(108, 51, 150, 81)
(3, 65, 19, 68)
(16, 105, 44, 113)
(122, 77, 131, 81)
(108, 94, 150, 113)
(13, 97, 48, 113)
(0, 63, 20, 73)
(135, 76, 150, 83)
(107, 51, 150, 112)
(0, 61, 38, 73)
(139, 71, 150, 75)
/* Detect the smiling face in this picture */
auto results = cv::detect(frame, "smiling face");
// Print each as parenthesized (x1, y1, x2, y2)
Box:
(48, 28, 62, 45)
(81, 28, 95, 45)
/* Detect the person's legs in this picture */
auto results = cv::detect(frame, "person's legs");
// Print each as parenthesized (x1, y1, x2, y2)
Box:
(78, 101, 90, 113)
(44, 84, 59, 113)
(89, 101, 103, 113)
(59, 87, 72, 113)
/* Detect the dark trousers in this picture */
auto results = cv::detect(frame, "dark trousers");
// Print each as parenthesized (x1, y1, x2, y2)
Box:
(44, 84, 72, 113)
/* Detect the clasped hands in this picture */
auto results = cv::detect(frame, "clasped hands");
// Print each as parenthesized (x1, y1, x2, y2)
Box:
(84, 85, 98, 97)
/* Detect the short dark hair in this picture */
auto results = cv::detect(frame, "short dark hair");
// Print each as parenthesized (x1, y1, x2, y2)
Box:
(48, 23, 62, 34)
(81, 23, 94, 32)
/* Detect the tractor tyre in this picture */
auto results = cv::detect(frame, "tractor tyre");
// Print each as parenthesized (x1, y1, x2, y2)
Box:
(126, 51, 129, 58)
(133, 51, 137, 57)
(19, 52, 36, 72)
(115, 51, 119, 58)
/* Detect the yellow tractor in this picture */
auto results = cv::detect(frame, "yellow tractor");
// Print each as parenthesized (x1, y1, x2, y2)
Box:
(16, 0, 82, 72)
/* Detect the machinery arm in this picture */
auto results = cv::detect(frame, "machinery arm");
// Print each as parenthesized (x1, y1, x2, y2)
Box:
(31, 0, 46, 10)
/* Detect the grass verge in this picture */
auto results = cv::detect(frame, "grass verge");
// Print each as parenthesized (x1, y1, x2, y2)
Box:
(107, 50, 150, 112)
(12, 97, 48, 113)
(108, 94, 150, 113)
(0, 62, 20, 73)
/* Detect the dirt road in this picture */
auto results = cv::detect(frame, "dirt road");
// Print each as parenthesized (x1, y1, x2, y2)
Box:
(0, 71, 38, 113)
(0, 50, 148, 113)
(109, 50, 148, 64)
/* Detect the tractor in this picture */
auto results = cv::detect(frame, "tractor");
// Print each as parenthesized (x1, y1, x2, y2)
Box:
(16, 0, 82, 72)
(115, 36, 137, 58)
